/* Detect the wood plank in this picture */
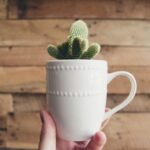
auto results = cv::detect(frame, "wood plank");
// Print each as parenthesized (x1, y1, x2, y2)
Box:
(89, 20, 150, 46)
(8, 0, 150, 19)
(108, 66, 149, 94)
(12, 94, 150, 113)
(0, 66, 149, 94)
(6, 112, 150, 149)
(13, 94, 46, 112)
(0, 46, 150, 67)
(0, 19, 70, 46)
(6, 112, 41, 149)
(0, 67, 45, 93)
(0, 115, 6, 129)
(0, 20, 150, 46)
(107, 94, 150, 113)
(99, 46, 150, 67)
(0, 94, 13, 116)
(0, 0, 7, 19)
(0, 131, 6, 148)
(0, 46, 53, 66)
(104, 113, 150, 150)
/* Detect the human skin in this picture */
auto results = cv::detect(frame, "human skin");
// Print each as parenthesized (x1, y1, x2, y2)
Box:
(39, 110, 110, 150)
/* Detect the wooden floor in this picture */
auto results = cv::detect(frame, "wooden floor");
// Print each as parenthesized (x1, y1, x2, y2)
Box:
(0, 0, 150, 149)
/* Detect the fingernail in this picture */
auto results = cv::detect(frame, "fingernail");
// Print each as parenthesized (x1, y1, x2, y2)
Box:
(40, 111, 44, 124)
(105, 108, 111, 112)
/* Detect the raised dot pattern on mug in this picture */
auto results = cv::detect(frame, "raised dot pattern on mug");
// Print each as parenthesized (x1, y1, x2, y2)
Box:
(47, 91, 101, 96)
(46, 65, 100, 70)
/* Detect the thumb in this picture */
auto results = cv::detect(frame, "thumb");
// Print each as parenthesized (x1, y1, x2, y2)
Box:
(39, 110, 56, 150)
(86, 131, 106, 150)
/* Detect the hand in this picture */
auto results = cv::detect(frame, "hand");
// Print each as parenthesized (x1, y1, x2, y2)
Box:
(39, 109, 110, 150)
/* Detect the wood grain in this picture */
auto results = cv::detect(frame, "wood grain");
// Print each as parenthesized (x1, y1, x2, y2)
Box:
(0, 46, 53, 66)
(107, 94, 150, 113)
(0, 94, 13, 116)
(0, 115, 6, 129)
(0, 66, 149, 94)
(104, 114, 150, 150)
(0, 67, 45, 93)
(8, 0, 150, 19)
(108, 66, 149, 94)
(6, 112, 150, 149)
(0, 20, 150, 46)
(6, 112, 41, 149)
(0, 46, 150, 67)
(0, 0, 7, 19)
(0, 131, 6, 148)
(13, 94, 46, 112)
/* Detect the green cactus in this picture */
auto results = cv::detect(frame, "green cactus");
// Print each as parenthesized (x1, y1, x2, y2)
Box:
(57, 41, 70, 59)
(72, 37, 88, 58)
(47, 45, 62, 59)
(81, 43, 101, 59)
(69, 20, 88, 42)
(47, 20, 101, 59)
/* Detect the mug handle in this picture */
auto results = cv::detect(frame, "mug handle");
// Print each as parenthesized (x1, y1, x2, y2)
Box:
(103, 71, 137, 121)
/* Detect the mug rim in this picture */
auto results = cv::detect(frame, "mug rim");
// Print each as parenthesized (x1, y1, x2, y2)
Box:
(46, 59, 107, 65)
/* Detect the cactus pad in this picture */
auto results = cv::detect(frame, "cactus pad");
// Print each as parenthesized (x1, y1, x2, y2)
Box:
(81, 43, 101, 59)
(69, 20, 88, 39)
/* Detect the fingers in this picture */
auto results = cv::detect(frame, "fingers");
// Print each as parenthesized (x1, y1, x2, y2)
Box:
(86, 132, 106, 150)
(39, 110, 56, 150)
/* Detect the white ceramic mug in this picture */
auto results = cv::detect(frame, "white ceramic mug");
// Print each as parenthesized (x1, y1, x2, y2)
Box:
(46, 60, 137, 141)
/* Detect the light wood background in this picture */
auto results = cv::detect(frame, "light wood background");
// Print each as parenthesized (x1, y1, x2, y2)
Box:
(0, 0, 150, 149)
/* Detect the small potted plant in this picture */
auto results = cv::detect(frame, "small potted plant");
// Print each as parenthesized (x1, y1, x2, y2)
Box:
(46, 20, 137, 141)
